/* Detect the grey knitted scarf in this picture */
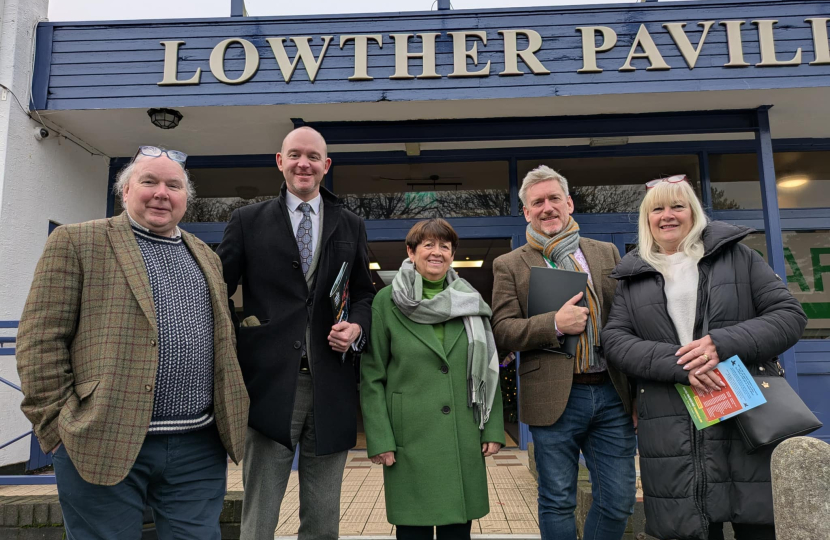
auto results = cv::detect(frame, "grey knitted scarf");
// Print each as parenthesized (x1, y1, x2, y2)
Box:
(391, 259, 499, 430)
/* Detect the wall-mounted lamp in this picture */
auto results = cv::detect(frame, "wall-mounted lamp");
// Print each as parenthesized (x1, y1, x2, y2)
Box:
(147, 108, 183, 130)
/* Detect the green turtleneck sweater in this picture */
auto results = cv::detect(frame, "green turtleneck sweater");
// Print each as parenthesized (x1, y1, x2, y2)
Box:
(422, 275, 447, 343)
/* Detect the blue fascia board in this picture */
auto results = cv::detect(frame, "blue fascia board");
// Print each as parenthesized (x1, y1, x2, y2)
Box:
(30, 24, 53, 111)
(36, 0, 755, 28)
(110, 136, 830, 170)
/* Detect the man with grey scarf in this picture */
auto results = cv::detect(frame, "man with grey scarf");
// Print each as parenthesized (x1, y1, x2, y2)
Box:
(491, 166, 636, 540)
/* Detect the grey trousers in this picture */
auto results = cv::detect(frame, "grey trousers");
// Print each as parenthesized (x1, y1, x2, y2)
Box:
(240, 373, 348, 540)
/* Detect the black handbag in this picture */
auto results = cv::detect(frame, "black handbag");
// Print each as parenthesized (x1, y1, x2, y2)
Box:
(701, 275, 822, 454)
(732, 362, 823, 453)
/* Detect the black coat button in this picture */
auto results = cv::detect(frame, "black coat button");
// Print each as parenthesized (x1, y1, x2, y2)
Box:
(307, 298, 313, 306)
(293, 341, 301, 349)
(441, 406, 451, 414)
(292, 261, 300, 269)
(440, 365, 449, 374)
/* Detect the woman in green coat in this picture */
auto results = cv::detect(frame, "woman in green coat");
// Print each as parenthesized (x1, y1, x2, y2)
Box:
(361, 218, 505, 540)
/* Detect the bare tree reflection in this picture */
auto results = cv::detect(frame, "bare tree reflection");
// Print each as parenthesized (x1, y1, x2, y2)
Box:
(571, 185, 644, 214)
(339, 190, 510, 219)
(183, 196, 276, 223)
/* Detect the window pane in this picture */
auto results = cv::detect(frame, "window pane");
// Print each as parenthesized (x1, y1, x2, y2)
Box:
(333, 162, 510, 220)
(709, 154, 763, 210)
(518, 155, 700, 214)
(184, 167, 281, 223)
(741, 231, 830, 339)
(709, 151, 830, 211)
(775, 151, 830, 209)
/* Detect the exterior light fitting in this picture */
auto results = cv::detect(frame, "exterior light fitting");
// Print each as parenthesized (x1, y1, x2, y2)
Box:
(778, 175, 808, 189)
(369, 262, 381, 270)
(147, 108, 183, 129)
(405, 143, 421, 156)
(452, 260, 484, 268)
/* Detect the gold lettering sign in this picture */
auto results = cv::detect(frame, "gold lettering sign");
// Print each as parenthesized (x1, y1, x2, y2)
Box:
(209, 38, 259, 84)
(498, 29, 549, 76)
(620, 25, 671, 72)
(158, 41, 201, 86)
(575, 26, 617, 73)
(340, 35, 383, 81)
(805, 18, 830, 65)
(663, 21, 715, 69)
(157, 18, 830, 87)
(448, 31, 491, 78)
(389, 33, 440, 79)
(269, 36, 333, 83)
(720, 20, 750, 67)
(754, 20, 802, 66)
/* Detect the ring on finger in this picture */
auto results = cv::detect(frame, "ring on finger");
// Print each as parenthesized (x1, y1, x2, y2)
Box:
(701, 353, 710, 362)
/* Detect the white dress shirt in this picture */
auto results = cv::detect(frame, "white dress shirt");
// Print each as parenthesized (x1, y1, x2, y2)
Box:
(285, 190, 322, 257)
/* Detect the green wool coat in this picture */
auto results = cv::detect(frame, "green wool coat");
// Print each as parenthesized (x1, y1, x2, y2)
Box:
(361, 285, 505, 526)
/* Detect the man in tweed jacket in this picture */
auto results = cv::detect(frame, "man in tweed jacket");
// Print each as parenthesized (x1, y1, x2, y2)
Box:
(491, 166, 635, 540)
(16, 147, 249, 540)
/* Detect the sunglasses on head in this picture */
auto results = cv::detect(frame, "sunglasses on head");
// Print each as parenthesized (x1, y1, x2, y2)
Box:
(134, 146, 188, 167)
(645, 174, 688, 190)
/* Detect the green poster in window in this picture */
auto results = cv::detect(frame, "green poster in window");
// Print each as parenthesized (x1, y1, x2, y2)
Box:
(405, 191, 437, 208)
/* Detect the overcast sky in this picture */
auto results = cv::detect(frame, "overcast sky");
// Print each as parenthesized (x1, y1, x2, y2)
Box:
(47, 0, 674, 21)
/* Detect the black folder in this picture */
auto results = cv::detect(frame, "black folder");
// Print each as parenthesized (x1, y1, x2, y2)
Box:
(527, 266, 589, 358)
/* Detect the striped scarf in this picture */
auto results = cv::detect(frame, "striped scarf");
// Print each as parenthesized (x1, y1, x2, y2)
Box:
(525, 218, 602, 373)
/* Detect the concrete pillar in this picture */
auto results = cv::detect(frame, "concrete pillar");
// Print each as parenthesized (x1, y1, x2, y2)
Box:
(771, 436, 830, 539)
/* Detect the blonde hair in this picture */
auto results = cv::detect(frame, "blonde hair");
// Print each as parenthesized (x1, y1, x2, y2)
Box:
(637, 180, 708, 274)
(519, 165, 569, 206)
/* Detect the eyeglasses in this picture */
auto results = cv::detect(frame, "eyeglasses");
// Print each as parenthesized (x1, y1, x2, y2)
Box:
(134, 146, 188, 167)
(645, 174, 688, 190)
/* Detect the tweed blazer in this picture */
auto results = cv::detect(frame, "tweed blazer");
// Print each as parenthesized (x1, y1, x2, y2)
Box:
(16, 212, 249, 486)
(491, 237, 631, 426)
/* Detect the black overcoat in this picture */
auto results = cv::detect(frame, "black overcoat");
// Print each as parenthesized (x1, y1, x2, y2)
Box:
(601, 221, 807, 540)
(217, 183, 374, 455)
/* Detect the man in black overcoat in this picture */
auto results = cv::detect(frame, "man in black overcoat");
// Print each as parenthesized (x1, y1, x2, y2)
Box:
(217, 126, 375, 540)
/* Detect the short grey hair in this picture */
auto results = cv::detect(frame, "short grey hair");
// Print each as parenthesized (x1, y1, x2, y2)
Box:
(112, 153, 195, 205)
(518, 165, 569, 206)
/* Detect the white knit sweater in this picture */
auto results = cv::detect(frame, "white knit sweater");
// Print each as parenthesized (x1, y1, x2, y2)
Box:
(662, 252, 700, 346)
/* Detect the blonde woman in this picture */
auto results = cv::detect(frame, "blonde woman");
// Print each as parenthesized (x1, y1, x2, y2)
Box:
(601, 177, 807, 540)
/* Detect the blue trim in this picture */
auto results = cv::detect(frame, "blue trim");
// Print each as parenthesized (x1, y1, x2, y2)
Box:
(755, 107, 799, 392)
(30, 24, 53, 110)
(509, 157, 519, 217)
(106, 163, 119, 218)
(304, 110, 761, 145)
(28, 0, 787, 30)
(0, 475, 56, 485)
(699, 151, 712, 213)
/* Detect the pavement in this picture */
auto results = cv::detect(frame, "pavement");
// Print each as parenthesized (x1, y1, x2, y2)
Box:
(0, 449, 540, 536)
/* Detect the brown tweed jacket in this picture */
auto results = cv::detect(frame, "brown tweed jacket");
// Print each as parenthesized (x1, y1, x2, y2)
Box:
(16, 212, 249, 486)
(491, 237, 631, 427)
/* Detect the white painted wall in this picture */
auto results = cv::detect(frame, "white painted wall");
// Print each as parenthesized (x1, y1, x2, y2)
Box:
(0, 0, 110, 467)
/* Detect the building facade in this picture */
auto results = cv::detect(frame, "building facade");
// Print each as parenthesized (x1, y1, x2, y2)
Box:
(1, 0, 829, 466)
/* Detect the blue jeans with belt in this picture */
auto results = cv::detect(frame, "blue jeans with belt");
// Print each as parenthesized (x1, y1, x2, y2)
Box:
(529, 380, 636, 540)
(52, 426, 227, 540)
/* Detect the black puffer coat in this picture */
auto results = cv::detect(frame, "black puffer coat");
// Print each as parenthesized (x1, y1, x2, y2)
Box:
(601, 221, 807, 540)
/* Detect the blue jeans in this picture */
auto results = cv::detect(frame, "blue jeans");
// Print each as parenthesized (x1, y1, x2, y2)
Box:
(530, 381, 636, 540)
(53, 426, 227, 540)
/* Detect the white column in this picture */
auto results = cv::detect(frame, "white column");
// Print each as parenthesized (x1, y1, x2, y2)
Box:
(0, 0, 110, 468)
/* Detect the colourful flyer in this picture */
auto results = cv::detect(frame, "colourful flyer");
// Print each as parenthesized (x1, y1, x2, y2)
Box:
(675, 355, 767, 430)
